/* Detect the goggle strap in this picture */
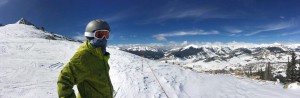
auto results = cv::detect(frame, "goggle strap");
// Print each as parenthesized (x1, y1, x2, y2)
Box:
(84, 32, 94, 37)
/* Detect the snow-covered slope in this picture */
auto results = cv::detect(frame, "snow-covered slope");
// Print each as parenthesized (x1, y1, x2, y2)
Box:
(0, 22, 300, 98)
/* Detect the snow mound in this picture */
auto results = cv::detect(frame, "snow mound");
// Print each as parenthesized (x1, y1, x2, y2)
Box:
(286, 82, 300, 90)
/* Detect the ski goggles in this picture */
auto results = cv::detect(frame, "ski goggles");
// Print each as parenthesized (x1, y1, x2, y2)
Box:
(85, 30, 110, 39)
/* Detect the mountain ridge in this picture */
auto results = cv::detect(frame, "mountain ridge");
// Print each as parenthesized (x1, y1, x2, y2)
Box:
(0, 18, 82, 43)
(118, 43, 300, 71)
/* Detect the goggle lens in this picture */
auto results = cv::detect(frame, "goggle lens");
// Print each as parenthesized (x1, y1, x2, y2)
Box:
(94, 30, 109, 39)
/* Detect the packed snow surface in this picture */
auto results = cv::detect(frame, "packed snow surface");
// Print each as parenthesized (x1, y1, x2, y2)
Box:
(0, 24, 300, 98)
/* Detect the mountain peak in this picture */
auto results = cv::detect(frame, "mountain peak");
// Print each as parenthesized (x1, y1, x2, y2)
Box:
(183, 44, 198, 50)
(16, 18, 34, 26)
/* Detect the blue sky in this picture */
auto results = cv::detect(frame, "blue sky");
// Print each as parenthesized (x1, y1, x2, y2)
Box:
(0, 0, 300, 44)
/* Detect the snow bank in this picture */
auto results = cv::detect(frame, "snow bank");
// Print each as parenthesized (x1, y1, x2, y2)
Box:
(286, 82, 300, 90)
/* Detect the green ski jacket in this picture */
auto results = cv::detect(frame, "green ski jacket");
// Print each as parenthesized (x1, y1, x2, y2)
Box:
(57, 41, 113, 98)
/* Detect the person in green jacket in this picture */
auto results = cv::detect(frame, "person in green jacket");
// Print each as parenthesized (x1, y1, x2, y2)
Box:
(57, 19, 114, 98)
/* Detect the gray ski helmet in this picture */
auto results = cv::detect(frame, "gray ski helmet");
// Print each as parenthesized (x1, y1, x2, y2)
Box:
(85, 19, 110, 33)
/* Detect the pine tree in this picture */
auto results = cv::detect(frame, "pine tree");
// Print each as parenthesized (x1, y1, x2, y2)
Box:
(268, 63, 274, 81)
(291, 52, 297, 82)
(264, 64, 268, 80)
(264, 62, 272, 80)
(286, 57, 291, 82)
(249, 66, 253, 77)
(297, 59, 300, 82)
(286, 51, 297, 83)
(259, 68, 264, 80)
(298, 66, 300, 82)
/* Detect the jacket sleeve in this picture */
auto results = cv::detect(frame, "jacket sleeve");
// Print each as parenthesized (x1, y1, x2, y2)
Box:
(57, 63, 76, 98)
(57, 53, 90, 98)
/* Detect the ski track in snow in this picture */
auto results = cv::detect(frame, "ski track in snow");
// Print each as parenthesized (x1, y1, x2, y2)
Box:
(0, 24, 300, 98)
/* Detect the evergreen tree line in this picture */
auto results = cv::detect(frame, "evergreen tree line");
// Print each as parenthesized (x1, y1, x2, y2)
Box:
(248, 51, 300, 83)
(255, 62, 276, 81)
(245, 63, 274, 81)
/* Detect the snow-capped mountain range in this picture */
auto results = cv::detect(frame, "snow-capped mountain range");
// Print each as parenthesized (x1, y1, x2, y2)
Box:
(118, 42, 300, 71)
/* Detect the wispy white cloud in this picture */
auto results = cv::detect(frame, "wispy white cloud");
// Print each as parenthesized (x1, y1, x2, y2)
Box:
(72, 32, 86, 41)
(153, 30, 220, 41)
(0, 0, 8, 7)
(229, 33, 241, 37)
(104, 15, 126, 22)
(281, 30, 300, 36)
(119, 35, 137, 40)
(136, 0, 242, 25)
(103, 7, 137, 22)
(245, 21, 293, 36)
(158, 7, 218, 20)
(224, 27, 242, 37)
(181, 41, 188, 45)
(224, 27, 242, 34)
